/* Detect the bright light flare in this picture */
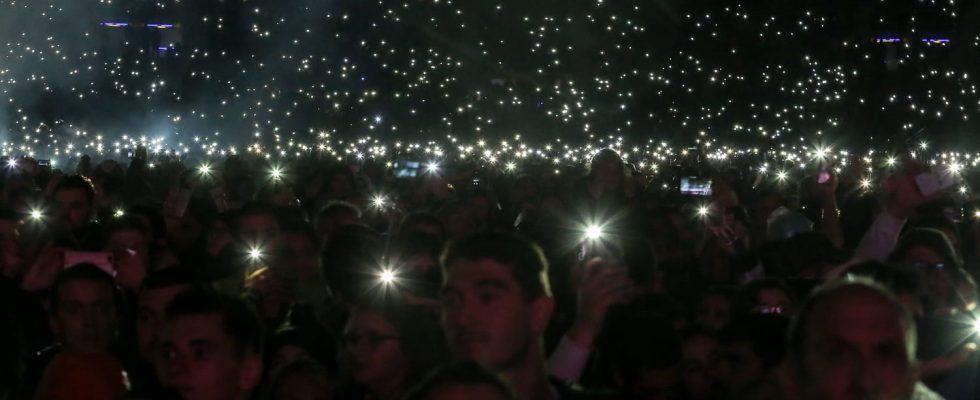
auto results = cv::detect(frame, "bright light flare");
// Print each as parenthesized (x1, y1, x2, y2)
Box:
(247, 246, 264, 261)
(696, 205, 711, 217)
(776, 170, 788, 181)
(198, 163, 213, 175)
(379, 269, 396, 285)
(371, 194, 388, 209)
(426, 161, 440, 174)
(584, 224, 604, 241)
(270, 165, 284, 180)
(28, 208, 43, 221)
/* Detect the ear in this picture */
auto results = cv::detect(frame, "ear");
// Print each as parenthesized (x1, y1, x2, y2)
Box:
(238, 354, 264, 392)
(528, 296, 554, 334)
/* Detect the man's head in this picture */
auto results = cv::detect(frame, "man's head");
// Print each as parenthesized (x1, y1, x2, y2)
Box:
(53, 175, 95, 230)
(787, 279, 918, 400)
(439, 232, 553, 371)
(315, 201, 361, 243)
(136, 268, 197, 362)
(159, 289, 264, 400)
(404, 361, 515, 400)
(234, 202, 281, 250)
(49, 264, 120, 354)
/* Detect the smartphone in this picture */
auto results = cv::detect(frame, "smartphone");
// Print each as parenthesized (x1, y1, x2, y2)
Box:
(680, 177, 712, 196)
(394, 161, 420, 178)
(472, 177, 481, 187)
(64, 251, 115, 277)
(915, 166, 960, 197)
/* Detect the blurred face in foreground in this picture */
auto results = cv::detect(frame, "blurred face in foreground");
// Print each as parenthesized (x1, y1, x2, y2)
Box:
(51, 279, 117, 354)
(796, 287, 917, 400)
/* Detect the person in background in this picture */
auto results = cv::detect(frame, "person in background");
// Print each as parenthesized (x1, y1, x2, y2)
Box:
(339, 295, 447, 400)
(132, 268, 198, 396)
(264, 358, 338, 400)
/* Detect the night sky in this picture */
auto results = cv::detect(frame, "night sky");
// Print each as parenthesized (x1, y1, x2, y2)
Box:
(1, 0, 978, 159)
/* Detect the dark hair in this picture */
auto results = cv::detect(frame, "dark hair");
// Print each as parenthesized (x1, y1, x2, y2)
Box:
(440, 231, 551, 299)
(140, 268, 200, 293)
(320, 224, 383, 301)
(128, 205, 168, 243)
(399, 212, 444, 238)
(718, 314, 789, 370)
(165, 288, 264, 356)
(787, 279, 916, 371)
(264, 359, 337, 400)
(53, 175, 95, 202)
(403, 361, 515, 400)
(588, 148, 624, 176)
(889, 228, 962, 268)
(235, 202, 280, 226)
(49, 264, 122, 313)
(731, 279, 795, 317)
(846, 261, 923, 298)
(347, 294, 448, 380)
(318, 200, 362, 222)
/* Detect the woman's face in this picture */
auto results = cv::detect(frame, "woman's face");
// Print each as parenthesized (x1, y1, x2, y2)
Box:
(343, 310, 408, 389)
(903, 245, 951, 299)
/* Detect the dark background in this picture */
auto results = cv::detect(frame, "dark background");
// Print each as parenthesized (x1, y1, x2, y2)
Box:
(1, 0, 978, 155)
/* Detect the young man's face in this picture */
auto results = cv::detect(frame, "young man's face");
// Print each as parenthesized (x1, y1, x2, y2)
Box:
(54, 188, 93, 230)
(441, 258, 551, 370)
(137, 284, 190, 361)
(344, 309, 409, 388)
(159, 314, 261, 400)
(51, 279, 117, 354)
(425, 383, 510, 400)
(798, 288, 917, 400)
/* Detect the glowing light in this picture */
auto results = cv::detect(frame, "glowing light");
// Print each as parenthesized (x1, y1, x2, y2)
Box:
(6, 159, 16, 168)
(28, 208, 43, 220)
(379, 269, 396, 285)
(860, 178, 872, 189)
(247, 246, 264, 261)
(949, 163, 963, 174)
(426, 161, 440, 174)
(584, 224, 604, 241)
(776, 170, 788, 181)
(371, 194, 388, 209)
(697, 205, 710, 217)
(270, 166, 284, 180)
(886, 157, 897, 166)
(113, 208, 125, 218)
(505, 162, 516, 171)
(198, 163, 213, 175)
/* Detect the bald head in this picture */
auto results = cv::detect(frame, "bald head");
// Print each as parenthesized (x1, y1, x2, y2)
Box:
(788, 280, 918, 400)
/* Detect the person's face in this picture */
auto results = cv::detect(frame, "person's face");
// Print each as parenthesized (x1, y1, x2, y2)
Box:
(681, 335, 719, 400)
(902, 245, 951, 298)
(343, 310, 408, 388)
(159, 314, 261, 400)
(426, 383, 510, 400)
(441, 258, 552, 370)
(755, 288, 792, 315)
(55, 188, 93, 230)
(237, 213, 280, 249)
(279, 232, 319, 278)
(594, 159, 624, 188)
(51, 279, 117, 354)
(799, 288, 917, 400)
(274, 371, 335, 400)
(137, 285, 190, 362)
(696, 294, 730, 331)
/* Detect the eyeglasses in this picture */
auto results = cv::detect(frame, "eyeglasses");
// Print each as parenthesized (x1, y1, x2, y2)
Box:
(911, 262, 946, 271)
(343, 332, 400, 348)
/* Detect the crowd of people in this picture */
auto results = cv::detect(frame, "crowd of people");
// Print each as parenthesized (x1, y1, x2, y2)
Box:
(0, 145, 978, 400)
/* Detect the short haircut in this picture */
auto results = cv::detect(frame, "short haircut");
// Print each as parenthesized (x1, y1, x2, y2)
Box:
(165, 288, 264, 356)
(139, 268, 200, 293)
(54, 175, 96, 202)
(846, 261, 923, 298)
(440, 231, 551, 299)
(318, 200, 362, 221)
(403, 361, 515, 400)
(264, 359, 336, 399)
(787, 279, 916, 371)
(50, 264, 121, 313)
(889, 228, 962, 268)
